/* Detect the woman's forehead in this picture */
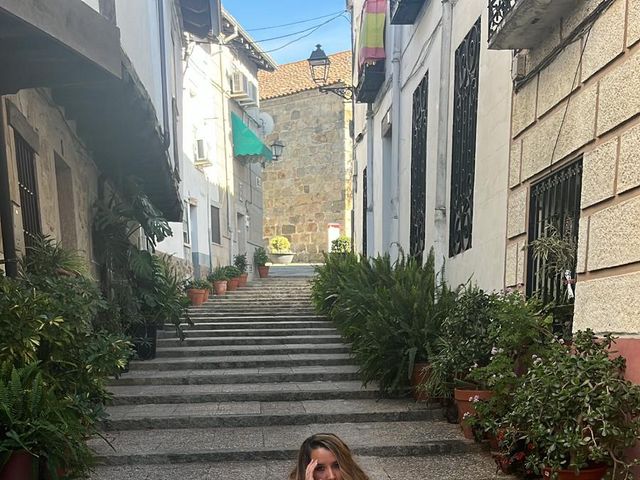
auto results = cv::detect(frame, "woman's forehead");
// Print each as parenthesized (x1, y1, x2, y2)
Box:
(310, 447, 338, 464)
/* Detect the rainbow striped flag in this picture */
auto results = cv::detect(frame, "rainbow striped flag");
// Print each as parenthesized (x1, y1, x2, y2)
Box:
(358, 0, 386, 70)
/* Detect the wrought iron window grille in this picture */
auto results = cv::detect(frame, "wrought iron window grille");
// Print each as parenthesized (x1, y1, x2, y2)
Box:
(526, 159, 583, 304)
(449, 18, 481, 258)
(14, 132, 42, 251)
(410, 74, 429, 262)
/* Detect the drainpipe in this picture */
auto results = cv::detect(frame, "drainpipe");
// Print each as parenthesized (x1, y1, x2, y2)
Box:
(365, 104, 374, 257)
(434, 0, 453, 272)
(217, 42, 235, 265)
(0, 99, 17, 277)
(157, 0, 171, 149)
(390, 24, 404, 261)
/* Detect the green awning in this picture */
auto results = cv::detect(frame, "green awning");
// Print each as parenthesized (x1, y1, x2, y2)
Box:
(231, 112, 273, 162)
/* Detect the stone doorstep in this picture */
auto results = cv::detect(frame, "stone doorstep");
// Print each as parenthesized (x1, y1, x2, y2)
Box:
(183, 311, 319, 317)
(129, 354, 354, 372)
(156, 335, 343, 345)
(153, 344, 350, 358)
(91, 454, 513, 480)
(108, 366, 361, 386)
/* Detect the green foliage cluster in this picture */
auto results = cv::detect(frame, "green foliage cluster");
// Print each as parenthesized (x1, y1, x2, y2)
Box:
(185, 279, 211, 290)
(269, 235, 291, 254)
(224, 265, 241, 279)
(207, 267, 229, 283)
(233, 254, 248, 274)
(330, 236, 351, 254)
(0, 237, 133, 477)
(503, 331, 640, 478)
(311, 250, 455, 395)
(253, 247, 269, 267)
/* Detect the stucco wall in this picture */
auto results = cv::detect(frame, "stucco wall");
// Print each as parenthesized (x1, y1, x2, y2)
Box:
(261, 89, 353, 263)
(504, 0, 640, 336)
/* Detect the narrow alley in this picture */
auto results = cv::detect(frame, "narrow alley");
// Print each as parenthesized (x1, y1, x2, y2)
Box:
(91, 274, 505, 479)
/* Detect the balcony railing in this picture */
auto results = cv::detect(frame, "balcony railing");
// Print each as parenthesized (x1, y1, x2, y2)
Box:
(355, 61, 386, 104)
(390, 0, 429, 25)
(488, 0, 579, 50)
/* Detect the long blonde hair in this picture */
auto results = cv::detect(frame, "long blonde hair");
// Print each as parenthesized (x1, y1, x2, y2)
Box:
(289, 433, 369, 480)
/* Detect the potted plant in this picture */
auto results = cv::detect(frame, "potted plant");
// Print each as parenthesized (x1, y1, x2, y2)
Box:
(254, 247, 270, 278)
(185, 279, 210, 306)
(234, 254, 249, 287)
(207, 267, 229, 296)
(426, 287, 503, 438)
(269, 235, 294, 264)
(504, 330, 640, 479)
(224, 266, 241, 291)
(330, 235, 351, 254)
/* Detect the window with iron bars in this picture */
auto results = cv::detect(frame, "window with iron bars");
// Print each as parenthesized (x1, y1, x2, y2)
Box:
(410, 73, 429, 263)
(449, 18, 481, 257)
(526, 159, 583, 304)
(14, 132, 41, 251)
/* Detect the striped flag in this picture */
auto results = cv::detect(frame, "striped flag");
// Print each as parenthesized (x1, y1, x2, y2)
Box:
(358, 0, 386, 70)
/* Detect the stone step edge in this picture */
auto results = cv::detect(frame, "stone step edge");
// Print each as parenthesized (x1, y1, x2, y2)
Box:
(95, 440, 482, 466)
(109, 388, 380, 405)
(102, 409, 441, 431)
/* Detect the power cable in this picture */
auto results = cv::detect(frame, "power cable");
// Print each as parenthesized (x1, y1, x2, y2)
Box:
(260, 14, 346, 53)
(254, 15, 344, 43)
(246, 10, 347, 31)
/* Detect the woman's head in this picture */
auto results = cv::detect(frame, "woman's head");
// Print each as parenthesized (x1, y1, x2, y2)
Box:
(289, 433, 369, 480)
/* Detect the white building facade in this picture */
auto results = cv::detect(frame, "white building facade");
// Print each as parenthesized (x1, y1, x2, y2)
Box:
(351, 0, 513, 290)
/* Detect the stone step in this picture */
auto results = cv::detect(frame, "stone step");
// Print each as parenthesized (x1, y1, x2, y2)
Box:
(176, 314, 326, 324)
(109, 381, 378, 405)
(128, 353, 354, 371)
(91, 421, 480, 465)
(185, 310, 318, 317)
(102, 399, 439, 431)
(154, 343, 350, 358)
(91, 453, 511, 480)
(162, 320, 332, 332)
(162, 328, 338, 338)
(110, 365, 361, 386)
(157, 335, 343, 346)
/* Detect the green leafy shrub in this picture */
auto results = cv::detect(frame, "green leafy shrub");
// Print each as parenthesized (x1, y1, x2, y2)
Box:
(311, 250, 455, 395)
(503, 331, 640, 478)
(270, 236, 291, 253)
(330, 236, 351, 254)
(253, 247, 269, 267)
(185, 279, 211, 290)
(233, 254, 248, 274)
(224, 265, 241, 279)
(207, 267, 229, 282)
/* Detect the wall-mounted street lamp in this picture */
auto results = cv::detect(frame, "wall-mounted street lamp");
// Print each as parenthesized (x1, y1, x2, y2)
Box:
(307, 44, 354, 101)
(271, 140, 285, 161)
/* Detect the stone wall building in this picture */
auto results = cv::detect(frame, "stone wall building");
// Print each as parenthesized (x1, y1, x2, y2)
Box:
(258, 52, 353, 263)
(491, 0, 640, 384)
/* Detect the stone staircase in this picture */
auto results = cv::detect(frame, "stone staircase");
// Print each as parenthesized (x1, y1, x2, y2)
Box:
(91, 277, 505, 479)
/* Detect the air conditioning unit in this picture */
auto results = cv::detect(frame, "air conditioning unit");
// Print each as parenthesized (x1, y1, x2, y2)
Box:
(231, 71, 250, 99)
(194, 138, 212, 167)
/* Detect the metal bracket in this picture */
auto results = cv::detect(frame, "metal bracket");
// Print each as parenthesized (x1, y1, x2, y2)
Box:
(318, 85, 355, 100)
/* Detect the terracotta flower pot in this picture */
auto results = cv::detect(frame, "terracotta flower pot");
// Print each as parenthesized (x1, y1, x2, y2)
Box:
(258, 265, 270, 278)
(187, 288, 207, 306)
(410, 362, 431, 402)
(227, 277, 240, 291)
(238, 273, 249, 287)
(213, 280, 227, 296)
(542, 466, 608, 479)
(454, 388, 494, 439)
(0, 450, 36, 480)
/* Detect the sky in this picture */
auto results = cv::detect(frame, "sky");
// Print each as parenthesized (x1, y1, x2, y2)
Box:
(222, 0, 352, 66)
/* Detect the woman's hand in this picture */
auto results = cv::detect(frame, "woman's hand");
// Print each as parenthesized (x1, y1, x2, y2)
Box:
(305, 459, 318, 480)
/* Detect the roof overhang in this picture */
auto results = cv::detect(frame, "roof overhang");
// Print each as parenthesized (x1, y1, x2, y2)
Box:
(0, 0, 121, 94)
(52, 53, 182, 221)
(222, 10, 277, 72)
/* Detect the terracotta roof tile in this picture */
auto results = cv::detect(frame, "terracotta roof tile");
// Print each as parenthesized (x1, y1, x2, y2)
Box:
(258, 51, 352, 100)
